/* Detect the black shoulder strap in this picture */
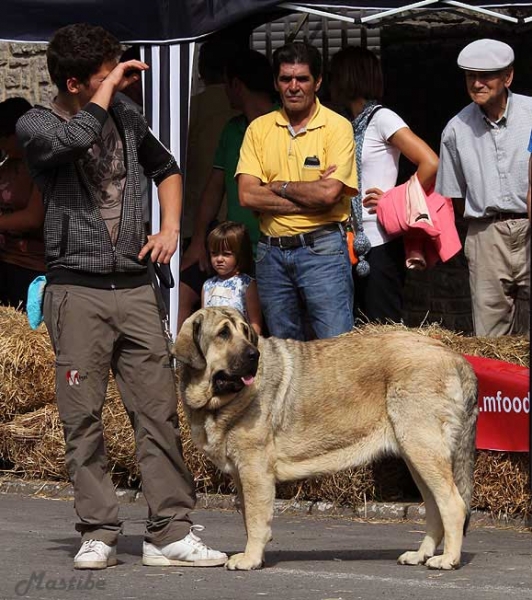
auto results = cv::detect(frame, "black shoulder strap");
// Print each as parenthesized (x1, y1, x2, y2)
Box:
(366, 105, 383, 129)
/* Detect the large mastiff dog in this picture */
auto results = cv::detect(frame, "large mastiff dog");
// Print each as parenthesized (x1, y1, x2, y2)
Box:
(174, 307, 478, 572)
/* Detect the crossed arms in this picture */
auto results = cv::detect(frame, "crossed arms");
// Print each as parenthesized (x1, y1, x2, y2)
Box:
(238, 168, 346, 215)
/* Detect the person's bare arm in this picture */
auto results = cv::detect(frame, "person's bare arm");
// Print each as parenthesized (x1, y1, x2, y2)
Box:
(182, 168, 225, 271)
(239, 171, 343, 215)
(245, 280, 262, 335)
(388, 127, 439, 191)
(138, 173, 182, 264)
(90, 59, 149, 112)
(0, 183, 43, 232)
(238, 174, 321, 215)
(267, 177, 345, 209)
(364, 127, 439, 214)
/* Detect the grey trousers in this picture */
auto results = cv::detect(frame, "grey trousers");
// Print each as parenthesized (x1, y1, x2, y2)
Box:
(465, 218, 530, 337)
(43, 283, 196, 546)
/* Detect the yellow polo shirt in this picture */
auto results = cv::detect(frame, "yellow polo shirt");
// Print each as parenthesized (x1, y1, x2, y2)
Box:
(235, 98, 358, 236)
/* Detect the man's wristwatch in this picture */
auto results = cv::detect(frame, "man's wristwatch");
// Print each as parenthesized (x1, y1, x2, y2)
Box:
(280, 181, 290, 199)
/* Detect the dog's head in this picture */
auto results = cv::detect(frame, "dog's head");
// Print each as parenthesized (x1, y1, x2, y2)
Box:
(174, 307, 260, 408)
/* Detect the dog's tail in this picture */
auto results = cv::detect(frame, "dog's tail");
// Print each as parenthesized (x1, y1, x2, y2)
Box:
(452, 358, 479, 536)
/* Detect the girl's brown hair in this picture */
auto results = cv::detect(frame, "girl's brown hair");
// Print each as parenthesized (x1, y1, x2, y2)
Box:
(207, 221, 253, 275)
(330, 46, 384, 105)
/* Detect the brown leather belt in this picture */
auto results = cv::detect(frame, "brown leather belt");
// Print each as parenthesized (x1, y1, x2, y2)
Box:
(259, 223, 342, 249)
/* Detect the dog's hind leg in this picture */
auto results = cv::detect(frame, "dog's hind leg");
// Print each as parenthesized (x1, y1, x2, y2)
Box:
(397, 458, 443, 566)
(423, 478, 466, 570)
(397, 444, 466, 570)
(225, 463, 276, 571)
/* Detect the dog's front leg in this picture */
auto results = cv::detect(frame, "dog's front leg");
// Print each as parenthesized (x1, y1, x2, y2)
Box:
(231, 471, 247, 532)
(226, 465, 275, 571)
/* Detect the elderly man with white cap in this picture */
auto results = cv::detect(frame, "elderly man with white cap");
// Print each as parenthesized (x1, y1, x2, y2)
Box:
(436, 38, 531, 337)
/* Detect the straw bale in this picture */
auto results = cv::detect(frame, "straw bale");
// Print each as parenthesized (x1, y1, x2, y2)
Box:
(0, 379, 139, 483)
(277, 468, 375, 507)
(473, 451, 531, 518)
(0, 307, 55, 421)
(0, 404, 66, 479)
(354, 321, 529, 366)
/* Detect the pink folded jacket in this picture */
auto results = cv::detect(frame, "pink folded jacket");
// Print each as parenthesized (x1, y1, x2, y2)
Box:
(376, 174, 461, 270)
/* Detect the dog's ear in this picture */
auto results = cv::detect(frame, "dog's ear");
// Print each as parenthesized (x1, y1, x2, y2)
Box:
(173, 312, 206, 370)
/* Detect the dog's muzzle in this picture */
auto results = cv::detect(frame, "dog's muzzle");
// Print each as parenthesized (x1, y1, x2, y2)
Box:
(212, 346, 260, 395)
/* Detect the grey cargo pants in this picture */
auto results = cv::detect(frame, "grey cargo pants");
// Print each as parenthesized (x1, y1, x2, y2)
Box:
(43, 283, 195, 546)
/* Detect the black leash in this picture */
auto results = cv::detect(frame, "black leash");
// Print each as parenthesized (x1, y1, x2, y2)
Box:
(153, 260, 175, 289)
(146, 254, 175, 362)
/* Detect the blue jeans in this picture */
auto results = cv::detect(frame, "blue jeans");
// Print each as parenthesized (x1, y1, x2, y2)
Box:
(255, 228, 354, 340)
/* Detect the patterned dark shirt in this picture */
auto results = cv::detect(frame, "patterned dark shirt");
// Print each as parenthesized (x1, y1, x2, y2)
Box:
(17, 100, 180, 283)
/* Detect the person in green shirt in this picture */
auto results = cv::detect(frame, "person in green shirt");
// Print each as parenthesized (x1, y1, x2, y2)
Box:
(178, 49, 275, 331)
(212, 114, 260, 248)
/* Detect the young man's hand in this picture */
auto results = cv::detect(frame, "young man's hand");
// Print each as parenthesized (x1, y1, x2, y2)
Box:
(90, 59, 149, 111)
(107, 59, 149, 94)
(139, 229, 179, 265)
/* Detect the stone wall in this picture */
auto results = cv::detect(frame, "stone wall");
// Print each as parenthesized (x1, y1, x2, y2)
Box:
(0, 42, 53, 104)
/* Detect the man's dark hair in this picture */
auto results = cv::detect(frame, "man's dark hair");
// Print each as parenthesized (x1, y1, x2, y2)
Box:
(272, 42, 322, 81)
(198, 38, 239, 85)
(47, 23, 122, 91)
(0, 97, 32, 137)
(225, 49, 275, 99)
(329, 46, 384, 104)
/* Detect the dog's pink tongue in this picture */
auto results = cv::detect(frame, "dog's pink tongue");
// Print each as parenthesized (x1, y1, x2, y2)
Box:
(241, 375, 255, 386)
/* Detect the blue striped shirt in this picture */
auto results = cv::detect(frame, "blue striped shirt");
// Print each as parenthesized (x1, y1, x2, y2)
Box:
(435, 90, 532, 218)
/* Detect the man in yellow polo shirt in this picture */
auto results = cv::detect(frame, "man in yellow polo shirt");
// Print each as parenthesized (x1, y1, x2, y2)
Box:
(236, 42, 358, 340)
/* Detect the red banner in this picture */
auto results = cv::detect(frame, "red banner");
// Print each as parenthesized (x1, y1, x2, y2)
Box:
(464, 355, 530, 452)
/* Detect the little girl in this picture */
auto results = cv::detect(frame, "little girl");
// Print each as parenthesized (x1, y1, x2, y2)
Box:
(202, 221, 262, 335)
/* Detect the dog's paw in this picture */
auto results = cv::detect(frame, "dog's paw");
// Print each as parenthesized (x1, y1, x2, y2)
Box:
(426, 554, 459, 570)
(397, 550, 429, 566)
(225, 553, 264, 571)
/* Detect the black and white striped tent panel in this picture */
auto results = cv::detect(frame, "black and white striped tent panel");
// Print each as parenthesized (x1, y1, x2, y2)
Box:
(141, 42, 196, 336)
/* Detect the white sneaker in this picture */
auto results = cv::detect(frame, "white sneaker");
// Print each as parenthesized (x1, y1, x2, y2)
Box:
(74, 540, 117, 570)
(142, 525, 227, 567)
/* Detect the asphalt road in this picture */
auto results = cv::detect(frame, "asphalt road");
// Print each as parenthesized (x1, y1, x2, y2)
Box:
(1, 493, 531, 600)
